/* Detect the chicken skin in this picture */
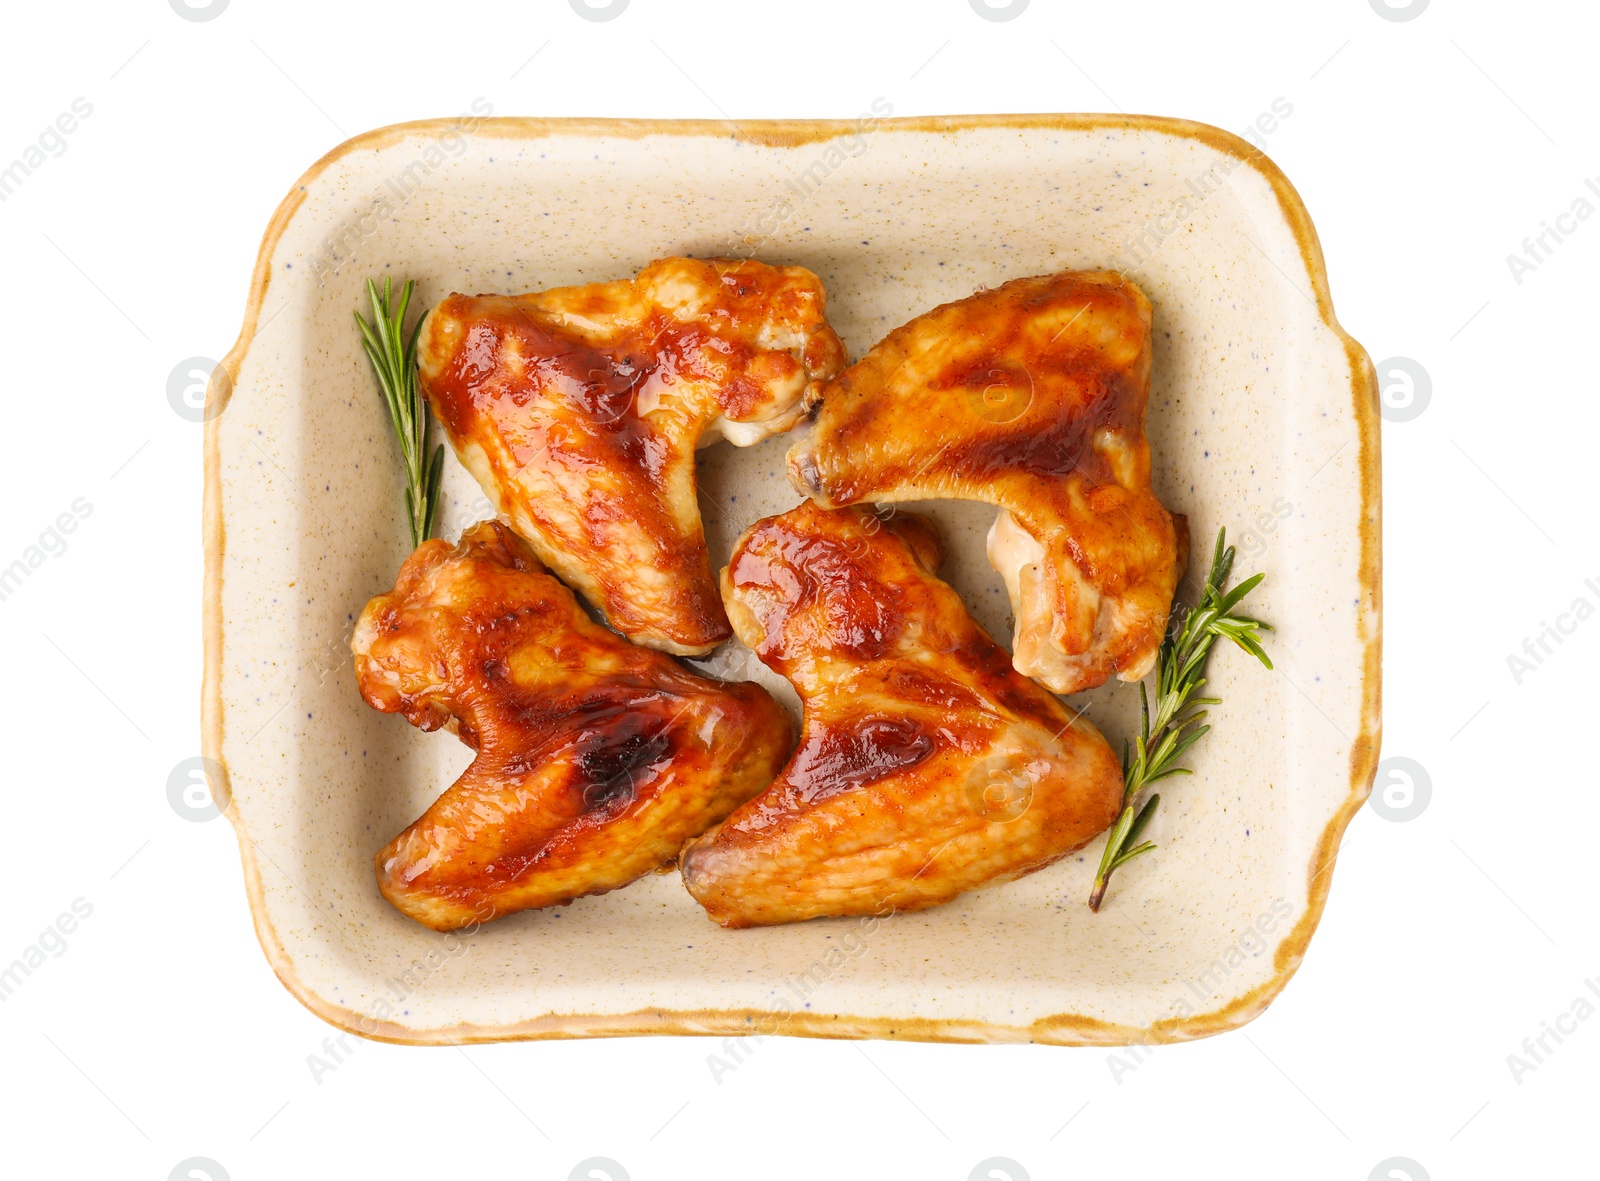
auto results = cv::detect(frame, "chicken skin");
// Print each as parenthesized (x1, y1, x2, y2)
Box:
(680, 502, 1124, 927)
(417, 257, 847, 657)
(787, 271, 1184, 694)
(352, 520, 793, 931)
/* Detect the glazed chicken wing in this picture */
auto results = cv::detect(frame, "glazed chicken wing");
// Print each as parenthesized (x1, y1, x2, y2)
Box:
(788, 271, 1184, 694)
(417, 257, 847, 656)
(680, 502, 1124, 927)
(352, 520, 793, 931)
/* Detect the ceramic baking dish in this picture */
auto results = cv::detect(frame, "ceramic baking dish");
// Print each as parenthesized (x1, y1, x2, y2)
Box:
(204, 114, 1380, 1045)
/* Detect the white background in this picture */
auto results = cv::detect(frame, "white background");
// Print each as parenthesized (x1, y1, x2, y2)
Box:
(0, 1, 1593, 1178)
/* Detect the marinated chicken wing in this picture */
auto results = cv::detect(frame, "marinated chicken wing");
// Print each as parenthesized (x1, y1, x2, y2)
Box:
(352, 520, 793, 931)
(680, 502, 1124, 927)
(788, 271, 1184, 694)
(417, 257, 847, 656)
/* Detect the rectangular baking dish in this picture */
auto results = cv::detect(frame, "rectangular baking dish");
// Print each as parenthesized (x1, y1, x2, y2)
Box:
(204, 114, 1380, 1045)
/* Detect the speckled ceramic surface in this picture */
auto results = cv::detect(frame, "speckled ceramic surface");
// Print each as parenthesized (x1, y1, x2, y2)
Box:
(204, 115, 1380, 1046)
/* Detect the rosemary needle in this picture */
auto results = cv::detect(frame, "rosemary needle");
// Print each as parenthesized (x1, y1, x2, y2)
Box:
(1088, 528, 1273, 912)
(355, 276, 444, 548)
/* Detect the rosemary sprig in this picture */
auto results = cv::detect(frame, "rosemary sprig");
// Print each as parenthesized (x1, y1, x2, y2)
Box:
(355, 276, 444, 548)
(1088, 528, 1273, 912)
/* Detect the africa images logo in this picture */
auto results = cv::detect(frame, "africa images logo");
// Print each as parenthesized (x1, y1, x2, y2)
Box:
(0, 98, 93, 204)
